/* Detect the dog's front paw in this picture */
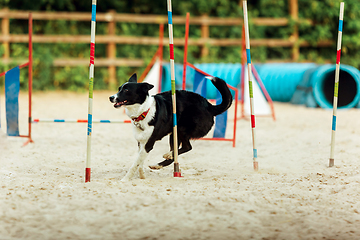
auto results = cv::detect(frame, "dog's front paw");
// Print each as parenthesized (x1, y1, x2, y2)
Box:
(149, 164, 163, 170)
(139, 168, 146, 179)
(163, 152, 173, 160)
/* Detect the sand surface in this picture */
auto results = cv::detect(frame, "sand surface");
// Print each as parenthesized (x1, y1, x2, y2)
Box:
(1, 91, 360, 240)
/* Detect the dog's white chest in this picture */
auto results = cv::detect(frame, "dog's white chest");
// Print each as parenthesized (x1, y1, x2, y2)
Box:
(125, 96, 156, 144)
(132, 122, 154, 143)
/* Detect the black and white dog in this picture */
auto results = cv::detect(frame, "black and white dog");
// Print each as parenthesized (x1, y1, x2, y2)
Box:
(109, 73, 232, 181)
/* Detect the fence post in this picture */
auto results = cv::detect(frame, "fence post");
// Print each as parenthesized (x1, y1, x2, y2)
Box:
(107, 10, 116, 89)
(200, 14, 209, 58)
(1, 8, 10, 61)
(289, 0, 299, 61)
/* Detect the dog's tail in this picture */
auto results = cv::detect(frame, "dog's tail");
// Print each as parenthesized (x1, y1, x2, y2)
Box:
(206, 76, 233, 116)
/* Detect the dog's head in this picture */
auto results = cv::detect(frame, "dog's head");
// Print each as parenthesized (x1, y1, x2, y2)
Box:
(109, 73, 154, 108)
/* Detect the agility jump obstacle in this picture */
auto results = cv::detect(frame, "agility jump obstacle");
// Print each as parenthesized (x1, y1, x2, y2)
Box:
(181, 63, 239, 147)
(0, 12, 33, 145)
(137, 11, 240, 148)
(140, 12, 239, 147)
(329, 2, 344, 168)
(243, 0, 258, 171)
(180, 13, 238, 147)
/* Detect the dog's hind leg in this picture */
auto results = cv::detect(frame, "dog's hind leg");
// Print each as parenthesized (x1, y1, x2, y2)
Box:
(162, 137, 192, 159)
(150, 136, 192, 170)
(162, 134, 174, 160)
(149, 135, 175, 170)
(121, 143, 148, 182)
(150, 158, 174, 170)
(178, 137, 192, 156)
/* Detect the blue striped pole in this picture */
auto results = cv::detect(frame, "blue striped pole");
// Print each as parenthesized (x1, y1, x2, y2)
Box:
(243, 1, 258, 171)
(166, 0, 181, 177)
(329, 2, 344, 167)
(85, 0, 97, 182)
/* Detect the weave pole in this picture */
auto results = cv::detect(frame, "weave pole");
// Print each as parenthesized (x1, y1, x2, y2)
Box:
(167, 0, 181, 177)
(329, 2, 344, 168)
(85, 0, 97, 182)
(243, 1, 258, 171)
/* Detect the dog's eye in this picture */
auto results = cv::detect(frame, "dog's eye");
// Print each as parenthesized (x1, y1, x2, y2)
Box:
(124, 89, 129, 92)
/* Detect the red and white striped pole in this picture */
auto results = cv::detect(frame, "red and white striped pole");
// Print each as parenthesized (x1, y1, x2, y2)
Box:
(243, 0, 258, 171)
(329, 2, 344, 167)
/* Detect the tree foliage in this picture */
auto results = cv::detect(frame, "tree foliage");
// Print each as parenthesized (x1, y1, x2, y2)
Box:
(0, 0, 359, 90)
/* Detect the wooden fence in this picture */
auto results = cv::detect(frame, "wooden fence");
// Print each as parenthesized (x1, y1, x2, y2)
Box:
(0, 0, 333, 86)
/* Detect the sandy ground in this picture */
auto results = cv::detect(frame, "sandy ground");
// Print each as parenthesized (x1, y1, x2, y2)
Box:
(1, 90, 360, 240)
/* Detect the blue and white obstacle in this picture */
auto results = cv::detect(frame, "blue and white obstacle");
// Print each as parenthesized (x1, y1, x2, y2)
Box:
(193, 72, 228, 139)
(1, 66, 21, 137)
(5, 67, 20, 136)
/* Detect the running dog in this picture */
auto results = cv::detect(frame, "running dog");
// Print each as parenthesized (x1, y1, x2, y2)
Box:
(109, 73, 232, 181)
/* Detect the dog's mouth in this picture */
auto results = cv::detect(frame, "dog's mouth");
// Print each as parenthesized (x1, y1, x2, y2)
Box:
(114, 100, 127, 108)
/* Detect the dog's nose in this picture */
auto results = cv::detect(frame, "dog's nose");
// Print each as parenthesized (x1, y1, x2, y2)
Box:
(109, 96, 115, 102)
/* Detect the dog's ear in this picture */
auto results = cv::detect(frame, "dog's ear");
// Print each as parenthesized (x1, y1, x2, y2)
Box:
(141, 82, 154, 92)
(128, 73, 137, 83)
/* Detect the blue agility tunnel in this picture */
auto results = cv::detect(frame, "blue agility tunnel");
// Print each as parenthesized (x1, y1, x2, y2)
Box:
(311, 64, 360, 109)
(161, 63, 360, 109)
(259, 63, 360, 109)
(255, 63, 318, 102)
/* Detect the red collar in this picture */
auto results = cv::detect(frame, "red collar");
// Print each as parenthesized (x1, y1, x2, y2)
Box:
(132, 108, 150, 122)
